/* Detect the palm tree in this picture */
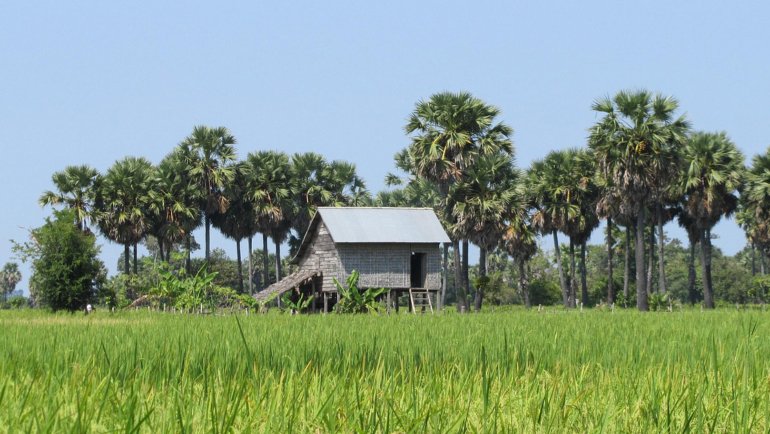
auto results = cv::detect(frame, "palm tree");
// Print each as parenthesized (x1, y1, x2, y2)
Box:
(404, 92, 513, 312)
(501, 183, 537, 308)
(178, 126, 237, 262)
(589, 90, 690, 311)
(146, 151, 202, 264)
(39, 165, 100, 231)
(681, 131, 744, 308)
(452, 152, 518, 311)
(743, 147, 770, 275)
(561, 149, 600, 306)
(94, 157, 154, 274)
(211, 163, 254, 293)
(527, 150, 581, 307)
(289, 153, 367, 248)
(676, 211, 701, 304)
(0, 262, 22, 300)
(244, 150, 292, 291)
(736, 206, 759, 276)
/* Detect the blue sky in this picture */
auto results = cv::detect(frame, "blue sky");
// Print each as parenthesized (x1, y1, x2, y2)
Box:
(2, 1, 769, 293)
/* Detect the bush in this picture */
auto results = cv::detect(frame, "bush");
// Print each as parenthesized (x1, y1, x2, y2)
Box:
(528, 277, 561, 306)
(334, 270, 386, 314)
(14, 210, 102, 312)
(7, 295, 29, 309)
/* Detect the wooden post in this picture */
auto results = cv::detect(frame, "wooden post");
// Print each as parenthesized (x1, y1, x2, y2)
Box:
(323, 292, 329, 314)
(386, 290, 392, 314)
(441, 243, 448, 311)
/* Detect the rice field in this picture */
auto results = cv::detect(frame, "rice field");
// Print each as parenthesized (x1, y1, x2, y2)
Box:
(0, 308, 769, 433)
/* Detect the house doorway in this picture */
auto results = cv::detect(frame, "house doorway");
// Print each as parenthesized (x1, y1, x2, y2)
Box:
(410, 252, 427, 288)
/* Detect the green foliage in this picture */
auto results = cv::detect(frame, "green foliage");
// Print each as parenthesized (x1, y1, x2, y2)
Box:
(280, 292, 314, 314)
(6, 295, 29, 309)
(647, 292, 670, 311)
(528, 277, 561, 306)
(333, 270, 386, 314)
(2, 310, 770, 431)
(748, 275, 770, 304)
(151, 266, 234, 310)
(14, 210, 102, 311)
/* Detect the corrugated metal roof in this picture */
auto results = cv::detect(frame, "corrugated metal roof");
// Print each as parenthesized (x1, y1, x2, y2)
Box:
(317, 207, 451, 244)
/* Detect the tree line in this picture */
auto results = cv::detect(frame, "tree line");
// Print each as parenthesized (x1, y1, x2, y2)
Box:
(39, 126, 368, 296)
(35, 90, 770, 312)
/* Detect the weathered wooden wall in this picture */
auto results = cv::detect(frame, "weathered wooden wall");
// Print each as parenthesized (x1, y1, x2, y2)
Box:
(297, 221, 442, 292)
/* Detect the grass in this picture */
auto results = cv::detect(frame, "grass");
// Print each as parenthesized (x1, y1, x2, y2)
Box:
(0, 308, 768, 432)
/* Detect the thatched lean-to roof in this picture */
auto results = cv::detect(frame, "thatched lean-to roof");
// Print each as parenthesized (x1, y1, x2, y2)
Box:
(253, 268, 321, 302)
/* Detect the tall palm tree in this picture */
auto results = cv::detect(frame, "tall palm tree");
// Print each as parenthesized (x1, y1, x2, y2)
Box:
(452, 152, 518, 311)
(528, 150, 581, 307)
(0, 262, 22, 300)
(289, 153, 367, 250)
(178, 126, 237, 262)
(146, 151, 202, 264)
(743, 146, 770, 273)
(589, 90, 690, 311)
(501, 183, 537, 308)
(681, 131, 744, 308)
(676, 211, 701, 304)
(404, 91, 513, 312)
(39, 165, 100, 231)
(211, 163, 254, 293)
(560, 149, 600, 306)
(244, 150, 292, 291)
(94, 157, 154, 274)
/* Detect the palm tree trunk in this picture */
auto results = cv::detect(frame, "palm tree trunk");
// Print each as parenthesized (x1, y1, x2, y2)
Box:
(205, 215, 211, 262)
(462, 239, 470, 309)
(453, 239, 466, 313)
(580, 242, 588, 306)
(262, 233, 269, 288)
(185, 236, 192, 274)
(636, 210, 649, 311)
(248, 236, 253, 295)
(624, 225, 631, 302)
(518, 260, 531, 309)
(607, 217, 614, 304)
(275, 239, 282, 282)
(133, 243, 138, 275)
(656, 205, 667, 293)
(688, 239, 697, 304)
(646, 224, 655, 294)
(569, 239, 577, 307)
(158, 238, 165, 262)
(700, 228, 715, 309)
(474, 247, 486, 311)
(236, 239, 243, 293)
(751, 241, 756, 276)
(553, 230, 569, 308)
(124, 243, 130, 275)
(166, 243, 172, 264)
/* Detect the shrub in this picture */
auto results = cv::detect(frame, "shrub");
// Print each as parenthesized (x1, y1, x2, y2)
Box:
(14, 210, 102, 311)
(7, 295, 29, 309)
(334, 270, 386, 314)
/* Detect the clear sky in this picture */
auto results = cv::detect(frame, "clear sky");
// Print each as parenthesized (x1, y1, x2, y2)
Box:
(2, 1, 769, 293)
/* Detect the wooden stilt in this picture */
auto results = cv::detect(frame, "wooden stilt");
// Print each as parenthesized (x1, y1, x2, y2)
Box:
(323, 292, 329, 314)
(386, 290, 392, 314)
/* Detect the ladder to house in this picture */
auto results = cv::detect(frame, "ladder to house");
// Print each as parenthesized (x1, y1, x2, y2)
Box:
(409, 289, 434, 314)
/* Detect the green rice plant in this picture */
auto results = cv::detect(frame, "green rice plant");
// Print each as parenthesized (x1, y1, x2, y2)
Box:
(0, 308, 769, 432)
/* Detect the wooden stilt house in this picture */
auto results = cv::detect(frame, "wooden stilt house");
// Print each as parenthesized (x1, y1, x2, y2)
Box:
(254, 207, 451, 313)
